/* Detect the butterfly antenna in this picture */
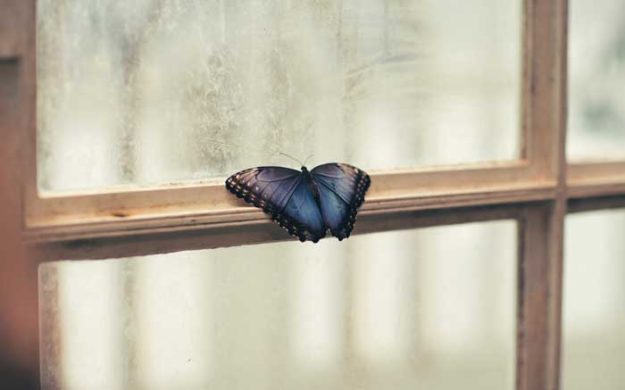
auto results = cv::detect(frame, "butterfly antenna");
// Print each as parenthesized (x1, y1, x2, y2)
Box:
(279, 151, 305, 166)
(204, 138, 308, 167)
(303, 154, 314, 166)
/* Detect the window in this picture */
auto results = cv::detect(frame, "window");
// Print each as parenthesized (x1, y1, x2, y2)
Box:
(563, 210, 625, 389)
(0, 0, 624, 389)
(41, 222, 519, 389)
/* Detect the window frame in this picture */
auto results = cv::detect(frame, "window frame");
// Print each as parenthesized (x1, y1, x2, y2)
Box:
(22, 0, 565, 254)
(2, 0, 625, 388)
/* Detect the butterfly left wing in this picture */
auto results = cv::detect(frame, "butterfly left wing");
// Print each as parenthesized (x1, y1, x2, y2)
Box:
(310, 163, 371, 240)
(225, 166, 326, 242)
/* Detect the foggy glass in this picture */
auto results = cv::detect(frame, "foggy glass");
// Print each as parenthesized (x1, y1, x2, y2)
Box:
(568, 0, 625, 161)
(37, 2, 521, 388)
(37, 0, 522, 193)
(40, 221, 517, 390)
(562, 210, 625, 389)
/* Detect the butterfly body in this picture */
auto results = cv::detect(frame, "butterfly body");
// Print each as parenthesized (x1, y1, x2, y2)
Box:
(225, 163, 370, 243)
(299, 166, 321, 202)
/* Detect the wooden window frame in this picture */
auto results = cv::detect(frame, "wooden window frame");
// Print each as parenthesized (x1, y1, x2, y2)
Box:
(2, 0, 625, 388)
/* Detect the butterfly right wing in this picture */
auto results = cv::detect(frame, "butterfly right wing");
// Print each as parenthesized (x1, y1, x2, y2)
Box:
(225, 167, 326, 242)
(310, 163, 370, 240)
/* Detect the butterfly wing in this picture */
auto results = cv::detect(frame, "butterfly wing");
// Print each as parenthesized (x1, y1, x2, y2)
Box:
(310, 163, 371, 240)
(225, 167, 326, 242)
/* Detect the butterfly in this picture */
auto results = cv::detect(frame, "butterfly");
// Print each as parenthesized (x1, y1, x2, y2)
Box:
(225, 163, 371, 243)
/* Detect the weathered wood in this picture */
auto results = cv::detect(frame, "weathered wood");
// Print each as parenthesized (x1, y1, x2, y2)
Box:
(35, 204, 526, 261)
(25, 179, 556, 243)
(517, 0, 568, 389)
(0, 1, 40, 389)
(568, 161, 625, 198)
(568, 195, 625, 214)
(524, 0, 568, 185)
(517, 202, 565, 390)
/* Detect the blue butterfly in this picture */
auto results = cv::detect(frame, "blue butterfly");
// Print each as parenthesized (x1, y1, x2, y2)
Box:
(225, 163, 371, 243)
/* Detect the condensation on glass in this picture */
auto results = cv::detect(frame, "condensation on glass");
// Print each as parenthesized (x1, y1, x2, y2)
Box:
(40, 221, 517, 390)
(562, 210, 625, 389)
(568, 0, 625, 161)
(37, 0, 522, 192)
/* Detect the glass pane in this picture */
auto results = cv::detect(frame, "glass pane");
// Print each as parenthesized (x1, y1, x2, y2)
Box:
(37, 0, 522, 193)
(568, 0, 625, 161)
(563, 210, 625, 389)
(40, 221, 517, 390)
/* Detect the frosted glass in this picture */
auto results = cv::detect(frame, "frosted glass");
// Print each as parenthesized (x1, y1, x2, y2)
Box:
(563, 210, 625, 389)
(40, 220, 517, 390)
(37, 0, 522, 193)
(567, 0, 625, 161)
